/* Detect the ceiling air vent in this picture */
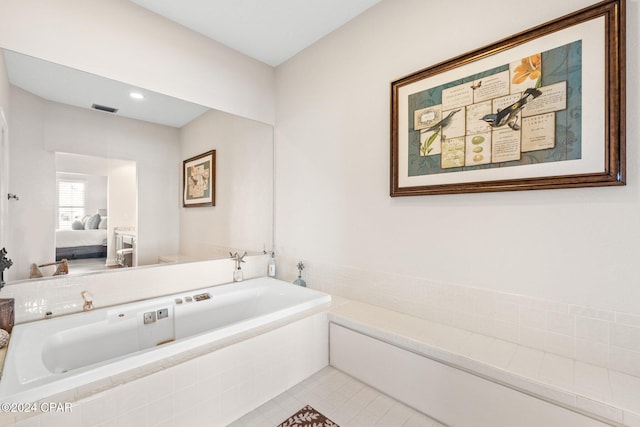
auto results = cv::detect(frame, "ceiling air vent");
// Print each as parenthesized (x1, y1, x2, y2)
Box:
(91, 104, 119, 113)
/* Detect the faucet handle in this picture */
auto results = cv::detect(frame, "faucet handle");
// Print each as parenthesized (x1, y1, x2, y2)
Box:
(81, 291, 94, 311)
(229, 251, 247, 264)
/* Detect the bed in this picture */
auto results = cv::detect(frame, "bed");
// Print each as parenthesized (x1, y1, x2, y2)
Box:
(55, 213, 108, 261)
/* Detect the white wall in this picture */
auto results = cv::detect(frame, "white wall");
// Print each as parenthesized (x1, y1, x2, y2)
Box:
(0, 0, 275, 125)
(179, 109, 274, 258)
(274, 0, 640, 314)
(0, 51, 9, 250)
(0, 49, 8, 116)
(84, 176, 108, 218)
(7, 87, 52, 280)
(8, 87, 179, 279)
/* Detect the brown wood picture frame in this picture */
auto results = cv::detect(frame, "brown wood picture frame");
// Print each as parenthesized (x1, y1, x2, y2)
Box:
(390, 0, 625, 196)
(183, 150, 216, 207)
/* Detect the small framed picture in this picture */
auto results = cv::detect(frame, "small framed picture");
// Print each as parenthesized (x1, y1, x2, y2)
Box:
(183, 150, 216, 207)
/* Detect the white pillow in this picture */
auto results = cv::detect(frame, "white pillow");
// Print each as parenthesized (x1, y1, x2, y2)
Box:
(85, 213, 101, 229)
(98, 216, 108, 229)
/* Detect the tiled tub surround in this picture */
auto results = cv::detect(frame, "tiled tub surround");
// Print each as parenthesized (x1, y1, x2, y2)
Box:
(1, 278, 330, 403)
(329, 297, 640, 426)
(1, 306, 329, 426)
(279, 259, 640, 378)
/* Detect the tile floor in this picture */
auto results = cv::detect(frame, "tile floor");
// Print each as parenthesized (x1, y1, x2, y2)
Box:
(228, 366, 445, 427)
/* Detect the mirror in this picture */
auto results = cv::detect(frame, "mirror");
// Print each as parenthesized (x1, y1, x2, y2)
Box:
(0, 49, 274, 282)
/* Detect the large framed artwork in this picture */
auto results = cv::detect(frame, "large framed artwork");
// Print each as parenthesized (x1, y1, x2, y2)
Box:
(390, 0, 625, 196)
(183, 150, 216, 207)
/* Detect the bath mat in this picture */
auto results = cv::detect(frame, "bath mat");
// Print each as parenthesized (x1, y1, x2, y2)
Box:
(276, 405, 339, 427)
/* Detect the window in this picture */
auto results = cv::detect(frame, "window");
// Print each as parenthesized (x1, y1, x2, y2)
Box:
(57, 180, 86, 229)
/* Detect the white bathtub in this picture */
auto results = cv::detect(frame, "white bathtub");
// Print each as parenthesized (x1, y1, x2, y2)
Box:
(0, 277, 330, 403)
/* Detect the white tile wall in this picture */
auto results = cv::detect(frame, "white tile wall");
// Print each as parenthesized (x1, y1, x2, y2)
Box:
(278, 256, 640, 378)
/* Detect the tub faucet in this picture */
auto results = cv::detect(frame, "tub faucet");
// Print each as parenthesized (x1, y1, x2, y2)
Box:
(81, 291, 94, 311)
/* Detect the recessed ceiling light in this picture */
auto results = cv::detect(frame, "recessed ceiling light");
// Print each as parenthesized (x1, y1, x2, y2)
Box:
(129, 92, 144, 100)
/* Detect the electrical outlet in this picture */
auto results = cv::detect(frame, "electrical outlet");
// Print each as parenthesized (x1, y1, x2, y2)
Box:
(143, 311, 156, 324)
(157, 308, 169, 320)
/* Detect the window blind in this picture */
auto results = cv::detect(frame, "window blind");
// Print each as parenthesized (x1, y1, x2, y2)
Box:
(58, 180, 86, 229)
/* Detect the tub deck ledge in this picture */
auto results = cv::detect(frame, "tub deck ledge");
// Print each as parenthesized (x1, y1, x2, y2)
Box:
(329, 297, 640, 427)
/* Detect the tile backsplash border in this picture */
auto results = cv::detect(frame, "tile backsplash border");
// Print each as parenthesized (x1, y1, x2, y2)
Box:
(278, 257, 640, 378)
(9, 253, 638, 378)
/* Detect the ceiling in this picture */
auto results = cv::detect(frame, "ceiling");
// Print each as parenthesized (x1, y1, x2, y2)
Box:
(3, 50, 209, 128)
(3, 1, 382, 128)
(129, 0, 383, 67)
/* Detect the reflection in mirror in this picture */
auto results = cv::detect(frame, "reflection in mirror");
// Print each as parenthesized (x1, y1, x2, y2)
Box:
(53, 153, 137, 274)
(0, 49, 274, 283)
